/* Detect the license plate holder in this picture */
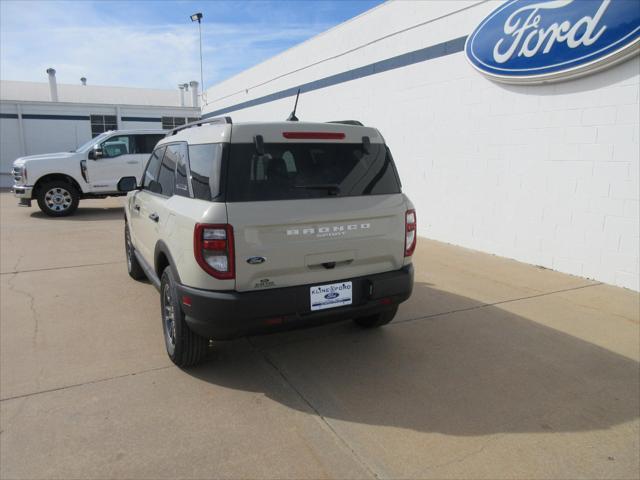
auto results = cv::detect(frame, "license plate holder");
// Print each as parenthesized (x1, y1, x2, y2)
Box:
(310, 281, 353, 311)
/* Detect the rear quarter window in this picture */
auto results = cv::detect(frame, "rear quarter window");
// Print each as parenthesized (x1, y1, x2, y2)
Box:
(189, 143, 223, 201)
(225, 142, 401, 202)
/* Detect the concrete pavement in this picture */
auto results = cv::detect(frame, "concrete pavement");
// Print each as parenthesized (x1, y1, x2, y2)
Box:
(1, 192, 638, 479)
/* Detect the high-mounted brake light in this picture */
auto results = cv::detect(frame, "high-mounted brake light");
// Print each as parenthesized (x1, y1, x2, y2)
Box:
(194, 224, 235, 279)
(282, 132, 345, 140)
(405, 209, 417, 257)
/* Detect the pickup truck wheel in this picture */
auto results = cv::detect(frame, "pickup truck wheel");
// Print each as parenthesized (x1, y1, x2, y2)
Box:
(354, 306, 398, 328)
(160, 268, 209, 367)
(36, 182, 79, 217)
(124, 223, 146, 280)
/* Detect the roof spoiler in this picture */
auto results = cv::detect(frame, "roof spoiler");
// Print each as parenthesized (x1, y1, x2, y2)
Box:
(326, 120, 364, 126)
(168, 116, 232, 136)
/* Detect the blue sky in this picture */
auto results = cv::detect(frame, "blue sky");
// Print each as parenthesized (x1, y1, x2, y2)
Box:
(0, 0, 383, 91)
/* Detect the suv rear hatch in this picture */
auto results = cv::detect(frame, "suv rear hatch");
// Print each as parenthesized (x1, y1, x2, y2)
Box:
(225, 123, 408, 292)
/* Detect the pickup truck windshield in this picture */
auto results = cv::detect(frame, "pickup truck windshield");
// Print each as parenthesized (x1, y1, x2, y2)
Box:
(226, 142, 401, 202)
(74, 133, 110, 153)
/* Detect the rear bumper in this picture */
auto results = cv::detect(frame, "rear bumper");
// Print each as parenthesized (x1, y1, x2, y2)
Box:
(177, 264, 414, 340)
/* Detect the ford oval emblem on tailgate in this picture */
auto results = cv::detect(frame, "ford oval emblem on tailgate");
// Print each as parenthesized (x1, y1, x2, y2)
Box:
(247, 256, 266, 265)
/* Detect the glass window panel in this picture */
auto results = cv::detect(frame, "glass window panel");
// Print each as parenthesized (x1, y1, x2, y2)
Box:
(143, 147, 165, 191)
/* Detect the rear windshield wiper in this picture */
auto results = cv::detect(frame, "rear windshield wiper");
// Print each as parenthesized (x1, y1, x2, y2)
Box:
(294, 184, 341, 195)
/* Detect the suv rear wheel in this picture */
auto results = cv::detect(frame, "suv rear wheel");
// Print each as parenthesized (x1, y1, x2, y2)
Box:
(36, 181, 80, 217)
(125, 223, 146, 280)
(353, 306, 398, 328)
(160, 268, 209, 367)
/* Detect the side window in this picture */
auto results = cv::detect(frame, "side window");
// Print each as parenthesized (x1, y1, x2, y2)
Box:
(189, 143, 223, 201)
(157, 145, 177, 197)
(101, 135, 130, 158)
(132, 134, 164, 154)
(173, 143, 190, 197)
(143, 146, 165, 193)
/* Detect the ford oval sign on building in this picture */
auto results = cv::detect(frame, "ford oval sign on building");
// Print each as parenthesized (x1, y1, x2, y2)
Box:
(465, 0, 640, 84)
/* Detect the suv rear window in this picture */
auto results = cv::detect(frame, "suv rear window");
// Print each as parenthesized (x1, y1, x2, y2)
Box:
(226, 142, 401, 202)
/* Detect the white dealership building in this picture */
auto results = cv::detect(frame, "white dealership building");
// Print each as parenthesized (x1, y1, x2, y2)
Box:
(0, 71, 201, 188)
(202, 0, 640, 291)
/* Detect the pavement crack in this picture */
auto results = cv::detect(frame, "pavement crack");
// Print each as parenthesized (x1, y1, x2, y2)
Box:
(11, 251, 25, 273)
(0, 365, 173, 402)
(393, 282, 603, 326)
(423, 435, 500, 472)
(6, 272, 39, 348)
(247, 337, 381, 479)
(1, 260, 125, 276)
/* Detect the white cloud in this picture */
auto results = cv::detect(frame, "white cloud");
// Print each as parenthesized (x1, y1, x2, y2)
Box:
(0, 1, 329, 91)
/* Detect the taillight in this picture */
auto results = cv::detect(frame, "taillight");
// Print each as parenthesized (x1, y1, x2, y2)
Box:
(282, 132, 345, 140)
(194, 224, 235, 279)
(405, 209, 417, 257)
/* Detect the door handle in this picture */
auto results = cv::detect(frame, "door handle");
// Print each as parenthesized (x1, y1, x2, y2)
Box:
(134, 204, 140, 211)
(126, 161, 138, 164)
(149, 212, 159, 222)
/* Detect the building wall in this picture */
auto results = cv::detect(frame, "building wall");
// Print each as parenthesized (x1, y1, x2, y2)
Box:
(202, 0, 640, 291)
(0, 101, 199, 187)
(0, 80, 196, 107)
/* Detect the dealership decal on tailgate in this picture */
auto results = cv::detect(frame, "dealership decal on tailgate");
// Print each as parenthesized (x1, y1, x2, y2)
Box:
(310, 282, 353, 311)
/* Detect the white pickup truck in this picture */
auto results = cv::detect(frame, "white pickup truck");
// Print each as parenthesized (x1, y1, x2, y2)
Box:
(11, 129, 165, 216)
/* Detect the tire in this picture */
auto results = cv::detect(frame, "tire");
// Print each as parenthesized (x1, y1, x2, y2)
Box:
(125, 223, 146, 281)
(36, 181, 80, 217)
(160, 268, 209, 367)
(354, 305, 399, 328)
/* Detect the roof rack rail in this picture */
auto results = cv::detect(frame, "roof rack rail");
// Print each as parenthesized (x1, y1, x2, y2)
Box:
(168, 116, 232, 136)
(327, 120, 364, 126)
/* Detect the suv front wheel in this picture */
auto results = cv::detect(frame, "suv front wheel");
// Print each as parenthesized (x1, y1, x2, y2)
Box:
(160, 268, 209, 367)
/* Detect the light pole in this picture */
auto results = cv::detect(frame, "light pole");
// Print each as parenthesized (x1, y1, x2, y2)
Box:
(190, 12, 204, 106)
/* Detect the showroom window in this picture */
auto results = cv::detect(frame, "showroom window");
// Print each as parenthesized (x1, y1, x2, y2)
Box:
(90, 115, 117, 137)
(161, 116, 186, 130)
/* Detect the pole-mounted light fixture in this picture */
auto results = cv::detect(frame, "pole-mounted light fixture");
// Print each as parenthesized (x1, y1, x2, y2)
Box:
(190, 12, 205, 106)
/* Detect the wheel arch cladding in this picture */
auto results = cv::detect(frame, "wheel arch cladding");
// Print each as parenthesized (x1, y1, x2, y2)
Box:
(154, 241, 181, 283)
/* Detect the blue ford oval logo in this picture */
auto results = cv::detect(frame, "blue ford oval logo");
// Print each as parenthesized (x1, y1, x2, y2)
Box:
(324, 292, 340, 299)
(246, 256, 266, 265)
(465, 0, 640, 84)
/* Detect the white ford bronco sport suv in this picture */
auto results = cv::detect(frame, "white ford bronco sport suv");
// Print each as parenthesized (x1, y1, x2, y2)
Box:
(119, 117, 416, 366)
(11, 129, 165, 216)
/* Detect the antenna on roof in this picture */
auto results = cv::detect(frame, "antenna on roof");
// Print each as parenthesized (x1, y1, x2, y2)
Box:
(287, 88, 301, 121)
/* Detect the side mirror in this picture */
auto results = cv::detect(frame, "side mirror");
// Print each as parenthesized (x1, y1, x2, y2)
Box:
(88, 147, 103, 160)
(117, 176, 138, 192)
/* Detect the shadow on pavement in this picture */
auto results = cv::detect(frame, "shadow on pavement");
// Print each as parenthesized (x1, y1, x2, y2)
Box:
(186, 282, 640, 436)
(30, 207, 123, 221)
